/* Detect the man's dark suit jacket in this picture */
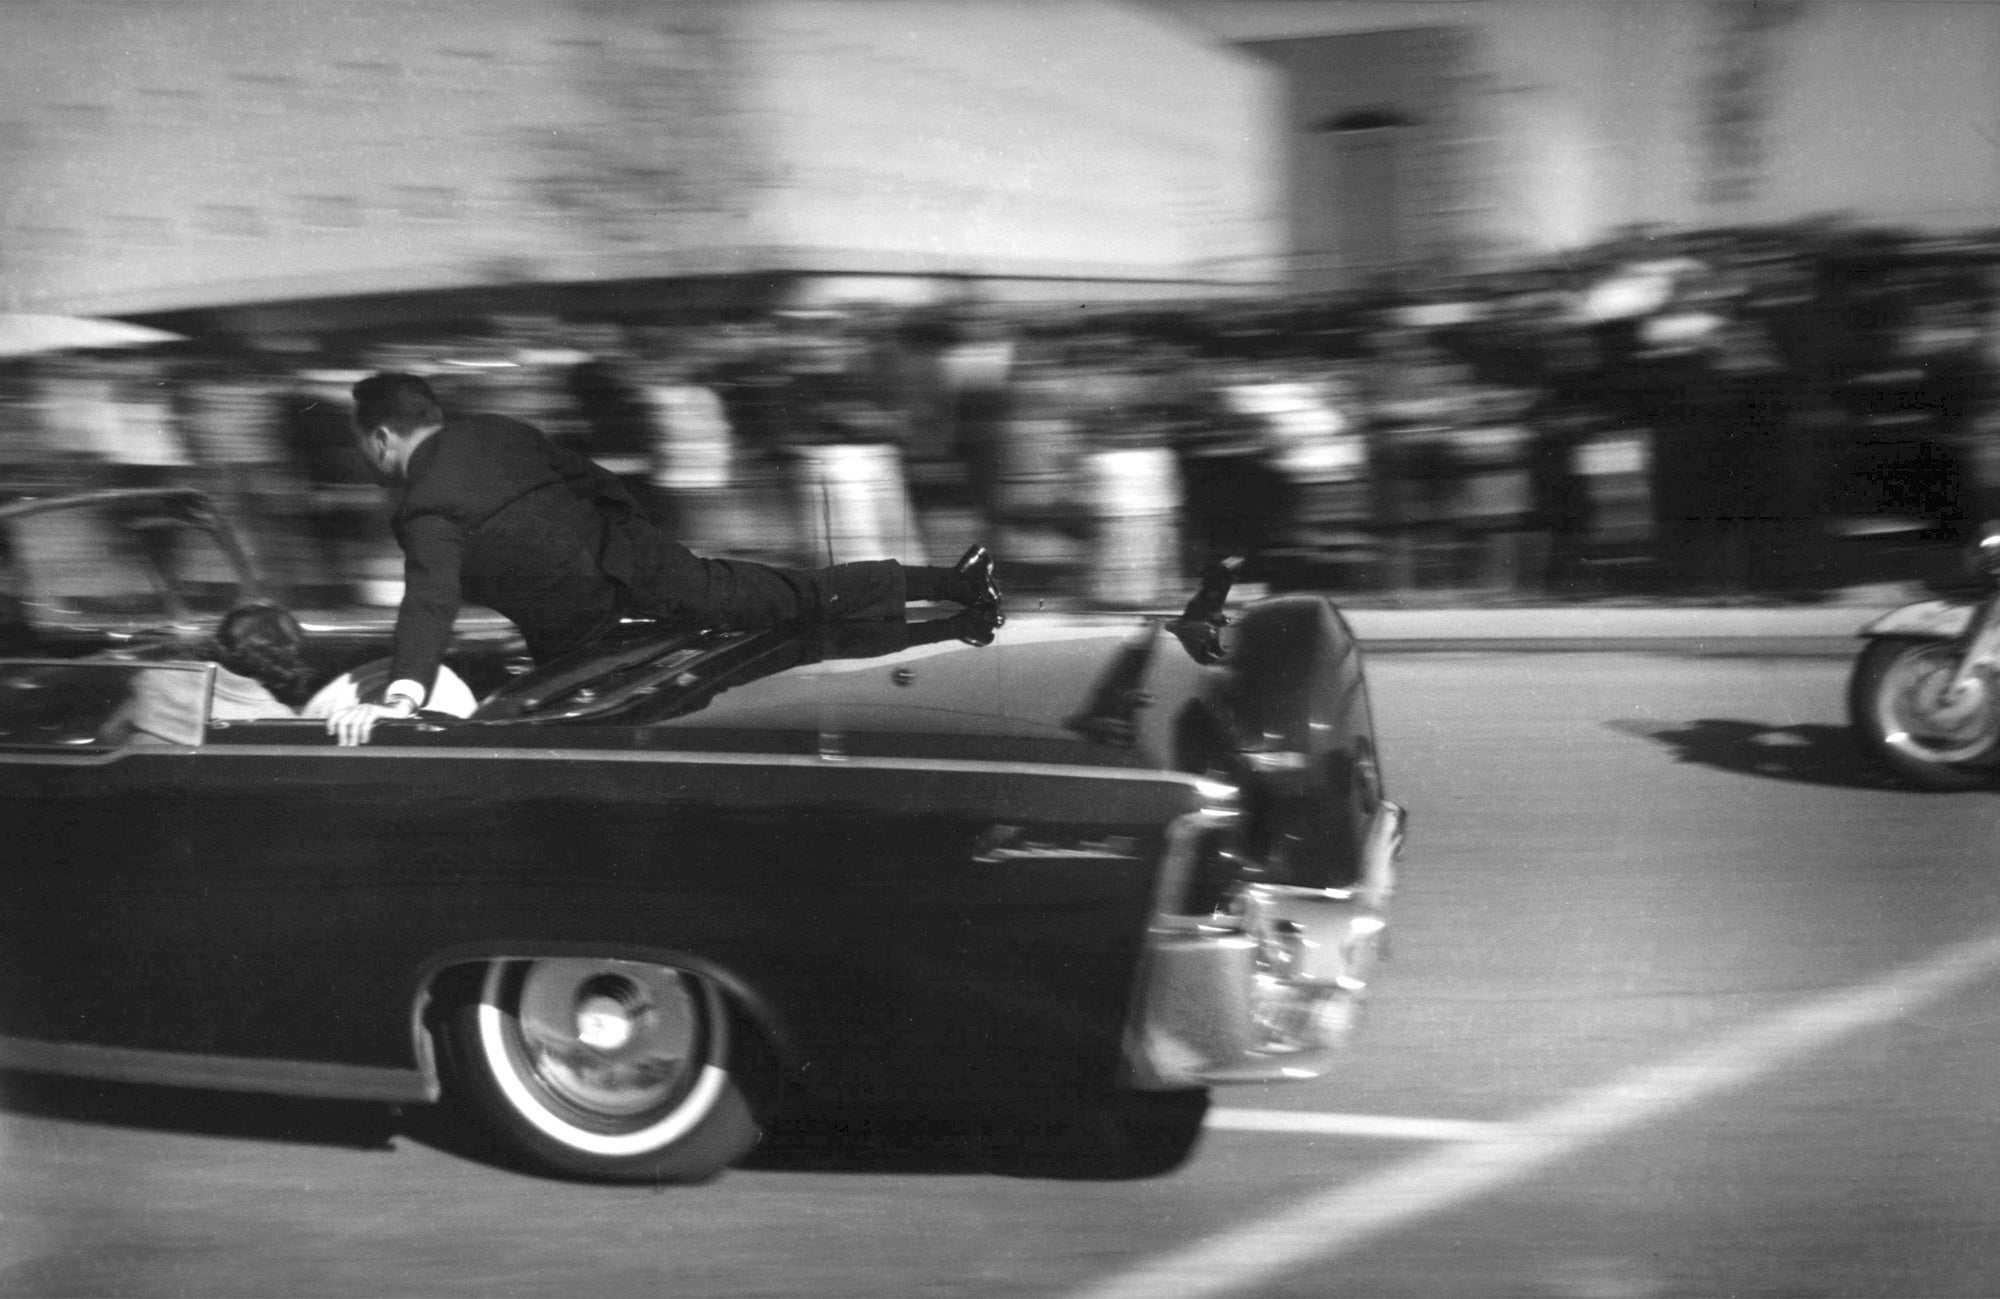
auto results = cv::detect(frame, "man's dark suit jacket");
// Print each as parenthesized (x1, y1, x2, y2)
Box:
(388, 413, 638, 690)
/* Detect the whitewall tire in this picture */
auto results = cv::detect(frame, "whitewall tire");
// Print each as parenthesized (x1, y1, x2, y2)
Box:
(444, 957, 762, 1182)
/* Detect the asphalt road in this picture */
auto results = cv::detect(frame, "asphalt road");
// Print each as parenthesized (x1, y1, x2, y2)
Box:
(6, 651, 2000, 1298)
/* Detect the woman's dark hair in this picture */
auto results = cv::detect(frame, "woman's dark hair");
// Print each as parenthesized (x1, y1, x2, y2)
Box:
(213, 602, 315, 707)
(351, 371, 444, 435)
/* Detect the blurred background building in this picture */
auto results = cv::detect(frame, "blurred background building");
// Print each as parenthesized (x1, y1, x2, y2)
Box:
(4, 1, 1994, 323)
(0, 0, 1284, 331)
(1182, 0, 2000, 289)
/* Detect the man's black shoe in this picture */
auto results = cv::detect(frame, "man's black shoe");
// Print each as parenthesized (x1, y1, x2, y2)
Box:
(953, 544, 1004, 626)
(951, 604, 1001, 647)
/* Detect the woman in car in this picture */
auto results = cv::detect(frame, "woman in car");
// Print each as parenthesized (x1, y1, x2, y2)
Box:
(109, 602, 313, 743)
(206, 601, 315, 719)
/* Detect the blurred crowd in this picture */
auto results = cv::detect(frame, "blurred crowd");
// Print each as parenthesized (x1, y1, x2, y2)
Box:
(2, 220, 1997, 611)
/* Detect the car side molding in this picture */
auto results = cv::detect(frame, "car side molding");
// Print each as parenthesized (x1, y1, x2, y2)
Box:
(0, 1033, 435, 1104)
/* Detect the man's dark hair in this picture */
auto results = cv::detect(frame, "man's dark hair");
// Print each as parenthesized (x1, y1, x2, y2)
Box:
(351, 372, 444, 435)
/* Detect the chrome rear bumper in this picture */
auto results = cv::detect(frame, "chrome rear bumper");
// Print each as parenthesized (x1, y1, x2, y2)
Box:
(1125, 799, 1402, 1088)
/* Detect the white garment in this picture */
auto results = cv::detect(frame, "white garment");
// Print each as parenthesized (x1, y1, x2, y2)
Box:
(112, 391, 191, 468)
(645, 384, 733, 491)
(1219, 381, 1366, 478)
(302, 663, 478, 720)
(39, 374, 128, 463)
(209, 666, 297, 721)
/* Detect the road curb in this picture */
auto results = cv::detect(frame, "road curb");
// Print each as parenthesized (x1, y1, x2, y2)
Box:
(1337, 605, 1891, 655)
(1356, 636, 1862, 657)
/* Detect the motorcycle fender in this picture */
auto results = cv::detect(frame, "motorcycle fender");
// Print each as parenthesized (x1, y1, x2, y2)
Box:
(1860, 600, 1977, 641)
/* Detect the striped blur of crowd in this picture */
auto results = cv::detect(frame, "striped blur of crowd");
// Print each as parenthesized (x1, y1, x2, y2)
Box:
(2, 223, 1997, 618)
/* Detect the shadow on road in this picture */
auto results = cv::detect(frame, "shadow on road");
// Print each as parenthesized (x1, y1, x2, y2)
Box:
(744, 1099, 1206, 1181)
(741, 1111, 1004, 1175)
(0, 1070, 399, 1151)
(0, 1070, 524, 1174)
(1608, 717, 1949, 791)
(2, 1075, 1202, 1182)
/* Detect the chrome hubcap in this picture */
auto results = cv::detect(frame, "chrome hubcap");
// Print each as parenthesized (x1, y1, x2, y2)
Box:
(509, 960, 702, 1123)
(574, 992, 637, 1052)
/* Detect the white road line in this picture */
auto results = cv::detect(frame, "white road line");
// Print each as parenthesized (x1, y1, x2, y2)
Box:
(1073, 922, 2000, 1299)
(1205, 1109, 1506, 1143)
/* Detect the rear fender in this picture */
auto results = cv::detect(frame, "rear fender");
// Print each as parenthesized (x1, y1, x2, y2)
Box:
(1213, 595, 1381, 891)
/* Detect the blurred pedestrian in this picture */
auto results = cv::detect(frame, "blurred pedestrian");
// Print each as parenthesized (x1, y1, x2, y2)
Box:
(1183, 355, 1301, 578)
(988, 336, 1089, 586)
(0, 362, 61, 492)
(1520, 393, 1595, 594)
(938, 310, 1016, 531)
(276, 365, 384, 603)
(565, 342, 657, 505)
(1964, 284, 2000, 535)
(635, 348, 739, 550)
(179, 356, 299, 592)
(1364, 322, 1479, 589)
(1916, 297, 1998, 543)
(48, 354, 196, 584)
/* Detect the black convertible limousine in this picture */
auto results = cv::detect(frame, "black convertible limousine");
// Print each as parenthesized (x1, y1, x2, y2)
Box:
(0, 490, 1404, 1182)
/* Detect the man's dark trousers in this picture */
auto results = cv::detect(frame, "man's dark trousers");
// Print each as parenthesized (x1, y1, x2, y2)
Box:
(611, 512, 905, 634)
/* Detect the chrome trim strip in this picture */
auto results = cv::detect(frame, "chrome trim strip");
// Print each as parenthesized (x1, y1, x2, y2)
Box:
(1142, 806, 1229, 919)
(1359, 799, 1405, 910)
(178, 744, 1209, 789)
(0, 488, 215, 524)
(0, 749, 185, 766)
(0, 657, 211, 668)
(0, 659, 213, 761)
(0, 1034, 436, 1104)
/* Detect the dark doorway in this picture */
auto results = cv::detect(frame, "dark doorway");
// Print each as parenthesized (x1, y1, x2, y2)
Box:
(1240, 27, 1478, 294)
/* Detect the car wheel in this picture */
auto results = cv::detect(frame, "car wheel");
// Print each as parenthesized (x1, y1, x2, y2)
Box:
(443, 957, 762, 1183)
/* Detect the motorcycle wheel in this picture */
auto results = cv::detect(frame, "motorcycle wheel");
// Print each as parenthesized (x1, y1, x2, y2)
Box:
(1848, 636, 2000, 790)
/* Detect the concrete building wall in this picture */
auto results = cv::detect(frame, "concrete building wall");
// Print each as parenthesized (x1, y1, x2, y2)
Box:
(1761, 1, 2000, 229)
(1167, 0, 2000, 260)
(743, 1, 1285, 288)
(0, 0, 1284, 319)
(0, 1, 768, 316)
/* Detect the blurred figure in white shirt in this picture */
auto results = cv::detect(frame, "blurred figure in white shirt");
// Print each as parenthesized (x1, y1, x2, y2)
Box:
(638, 349, 741, 553)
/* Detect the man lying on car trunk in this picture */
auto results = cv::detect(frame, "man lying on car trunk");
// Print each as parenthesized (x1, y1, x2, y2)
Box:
(325, 372, 1002, 746)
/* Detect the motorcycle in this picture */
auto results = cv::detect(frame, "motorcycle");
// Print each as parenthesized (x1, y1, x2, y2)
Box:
(1849, 530, 2000, 789)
